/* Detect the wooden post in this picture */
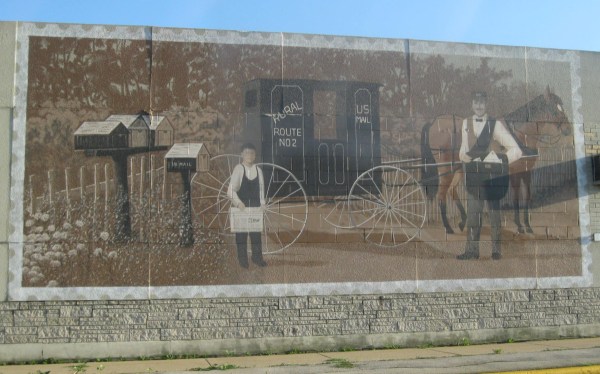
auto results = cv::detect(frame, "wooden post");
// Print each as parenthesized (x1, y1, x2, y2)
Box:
(65, 167, 70, 220)
(111, 153, 132, 241)
(93, 163, 98, 204)
(130, 156, 135, 196)
(28, 174, 34, 214)
(180, 170, 194, 247)
(104, 164, 108, 225)
(140, 156, 145, 205)
(150, 155, 155, 196)
(162, 160, 167, 201)
(47, 170, 54, 205)
(93, 163, 98, 241)
(79, 166, 85, 203)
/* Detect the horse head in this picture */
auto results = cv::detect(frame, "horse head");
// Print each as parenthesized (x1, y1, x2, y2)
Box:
(540, 86, 571, 137)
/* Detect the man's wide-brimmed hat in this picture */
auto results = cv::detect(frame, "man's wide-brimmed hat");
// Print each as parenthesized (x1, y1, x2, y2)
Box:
(472, 91, 488, 101)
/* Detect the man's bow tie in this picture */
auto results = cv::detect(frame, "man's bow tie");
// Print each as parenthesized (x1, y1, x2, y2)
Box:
(475, 118, 484, 122)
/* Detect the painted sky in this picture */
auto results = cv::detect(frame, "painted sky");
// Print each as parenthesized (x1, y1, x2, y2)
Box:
(2, 0, 599, 52)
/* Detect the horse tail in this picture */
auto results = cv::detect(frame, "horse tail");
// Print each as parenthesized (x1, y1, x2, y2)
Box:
(420, 121, 439, 200)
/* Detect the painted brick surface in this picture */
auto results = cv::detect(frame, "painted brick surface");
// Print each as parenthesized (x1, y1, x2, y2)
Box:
(2, 21, 600, 361)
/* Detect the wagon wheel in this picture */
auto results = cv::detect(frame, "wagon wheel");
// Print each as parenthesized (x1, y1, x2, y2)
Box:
(348, 165, 426, 247)
(192, 157, 308, 253)
(318, 196, 355, 229)
(255, 162, 308, 253)
(191, 154, 241, 238)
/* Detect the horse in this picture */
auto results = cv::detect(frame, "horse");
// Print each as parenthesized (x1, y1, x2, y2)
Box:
(420, 87, 572, 234)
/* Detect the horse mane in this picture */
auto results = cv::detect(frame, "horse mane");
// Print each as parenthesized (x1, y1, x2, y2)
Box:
(503, 91, 569, 124)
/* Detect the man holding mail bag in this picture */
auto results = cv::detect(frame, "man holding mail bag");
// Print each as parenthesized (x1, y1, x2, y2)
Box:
(457, 91, 522, 260)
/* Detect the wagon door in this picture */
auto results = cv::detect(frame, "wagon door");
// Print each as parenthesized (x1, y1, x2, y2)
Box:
(270, 85, 305, 187)
(353, 88, 374, 174)
(313, 89, 347, 196)
(348, 86, 383, 195)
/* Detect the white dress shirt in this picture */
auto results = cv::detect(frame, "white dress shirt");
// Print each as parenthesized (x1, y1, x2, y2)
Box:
(459, 114, 522, 164)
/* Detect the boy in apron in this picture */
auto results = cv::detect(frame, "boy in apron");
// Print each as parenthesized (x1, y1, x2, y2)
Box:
(228, 143, 267, 268)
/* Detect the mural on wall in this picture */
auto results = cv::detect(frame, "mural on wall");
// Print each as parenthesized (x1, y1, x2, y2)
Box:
(8, 24, 588, 300)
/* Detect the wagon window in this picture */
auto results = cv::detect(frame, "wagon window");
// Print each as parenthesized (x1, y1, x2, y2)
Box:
(314, 90, 337, 139)
(245, 89, 257, 108)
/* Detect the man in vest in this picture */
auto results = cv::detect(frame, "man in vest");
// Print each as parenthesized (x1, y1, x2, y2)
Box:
(457, 91, 522, 260)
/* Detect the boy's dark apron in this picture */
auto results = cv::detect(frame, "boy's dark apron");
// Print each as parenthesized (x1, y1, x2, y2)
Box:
(237, 165, 261, 208)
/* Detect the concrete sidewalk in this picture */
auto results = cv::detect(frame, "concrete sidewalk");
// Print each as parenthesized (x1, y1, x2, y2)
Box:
(2, 337, 600, 374)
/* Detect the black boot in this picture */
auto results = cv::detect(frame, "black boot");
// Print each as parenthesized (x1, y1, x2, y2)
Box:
(457, 251, 479, 260)
(236, 233, 249, 268)
(250, 232, 267, 267)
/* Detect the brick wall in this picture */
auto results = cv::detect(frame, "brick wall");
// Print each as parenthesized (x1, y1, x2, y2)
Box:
(2, 289, 600, 361)
(2, 22, 600, 363)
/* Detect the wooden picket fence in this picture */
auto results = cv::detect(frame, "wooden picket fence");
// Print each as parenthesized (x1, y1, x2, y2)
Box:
(25, 154, 178, 217)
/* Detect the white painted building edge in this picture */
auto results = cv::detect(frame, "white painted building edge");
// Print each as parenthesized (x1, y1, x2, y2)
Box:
(7, 22, 591, 300)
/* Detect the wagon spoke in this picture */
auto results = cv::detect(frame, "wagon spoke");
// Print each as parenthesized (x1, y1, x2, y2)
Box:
(388, 168, 401, 205)
(207, 172, 226, 186)
(269, 187, 303, 203)
(391, 209, 420, 230)
(390, 210, 415, 241)
(263, 212, 285, 251)
(379, 212, 391, 246)
(196, 181, 223, 194)
(396, 186, 422, 203)
(277, 203, 307, 210)
(269, 174, 292, 199)
(366, 209, 386, 239)
(392, 206, 425, 220)
(205, 208, 224, 229)
(353, 183, 386, 207)
(265, 169, 275, 198)
(367, 170, 387, 203)
(389, 208, 404, 228)
(197, 196, 230, 215)
(324, 200, 349, 224)
(264, 209, 305, 225)
(395, 201, 426, 207)
(390, 173, 412, 206)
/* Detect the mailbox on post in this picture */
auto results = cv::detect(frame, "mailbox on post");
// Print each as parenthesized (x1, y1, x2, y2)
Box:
(165, 143, 211, 247)
(165, 143, 210, 173)
(74, 121, 129, 150)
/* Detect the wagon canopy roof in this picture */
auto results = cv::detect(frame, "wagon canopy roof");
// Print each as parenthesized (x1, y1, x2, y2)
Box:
(74, 121, 125, 135)
(244, 78, 382, 89)
(165, 143, 207, 158)
(106, 114, 149, 129)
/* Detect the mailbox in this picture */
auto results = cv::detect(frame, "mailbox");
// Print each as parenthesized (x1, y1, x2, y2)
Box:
(106, 114, 150, 148)
(74, 121, 129, 150)
(165, 143, 210, 173)
(148, 115, 174, 147)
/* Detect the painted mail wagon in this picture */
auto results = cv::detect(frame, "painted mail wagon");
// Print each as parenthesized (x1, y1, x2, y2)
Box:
(193, 79, 426, 252)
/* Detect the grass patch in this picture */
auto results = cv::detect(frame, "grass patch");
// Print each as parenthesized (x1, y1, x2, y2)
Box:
(493, 349, 502, 354)
(70, 363, 88, 373)
(189, 364, 240, 371)
(326, 358, 355, 368)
